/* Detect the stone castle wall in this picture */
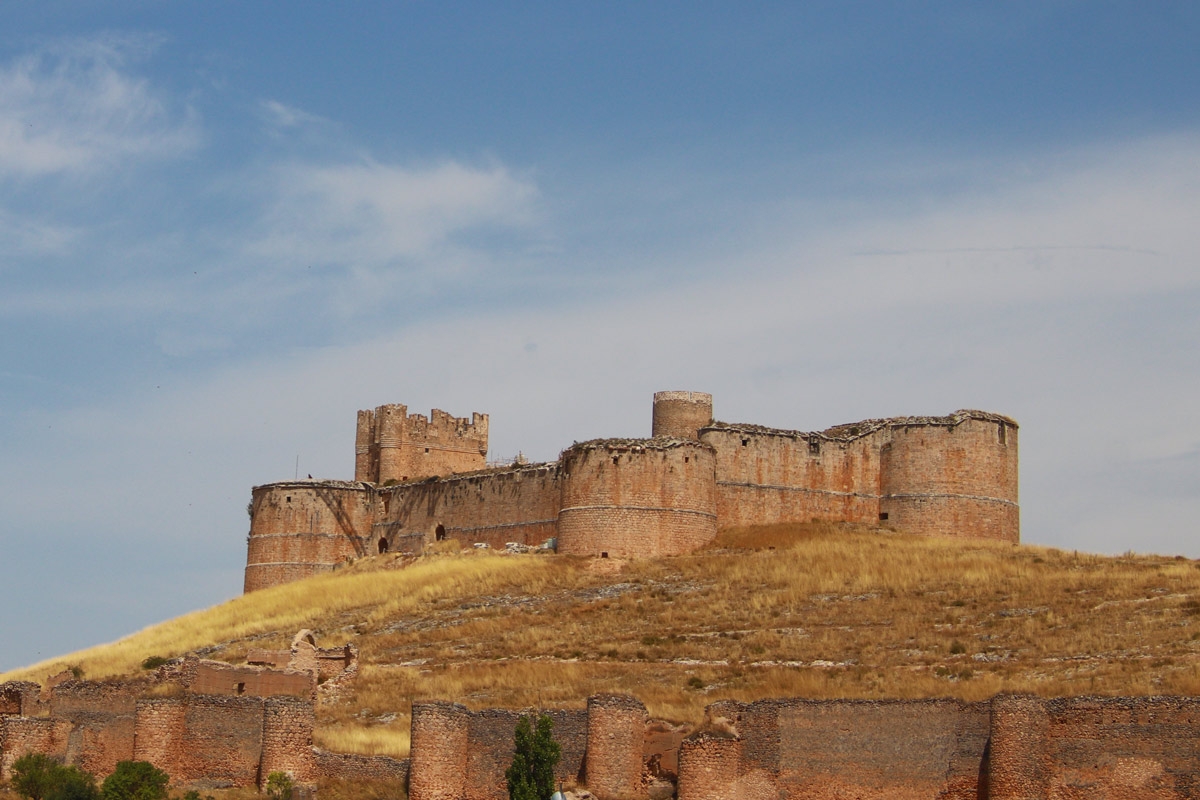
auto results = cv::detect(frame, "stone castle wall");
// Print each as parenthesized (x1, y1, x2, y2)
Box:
(879, 416, 1019, 541)
(701, 425, 882, 529)
(244, 482, 375, 592)
(245, 394, 1018, 593)
(375, 463, 563, 552)
(558, 440, 718, 559)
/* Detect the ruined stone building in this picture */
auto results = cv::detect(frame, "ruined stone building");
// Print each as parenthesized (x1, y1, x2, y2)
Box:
(245, 392, 1019, 592)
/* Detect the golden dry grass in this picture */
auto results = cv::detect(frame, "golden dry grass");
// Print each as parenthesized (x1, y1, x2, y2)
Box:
(7, 522, 1200, 761)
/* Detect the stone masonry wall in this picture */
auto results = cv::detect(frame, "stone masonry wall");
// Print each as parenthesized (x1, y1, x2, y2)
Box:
(134, 696, 265, 789)
(0, 717, 73, 780)
(376, 463, 562, 552)
(245, 396, 1019, 592)
(355, 404, 488, 484)
(989, 695, 1200, 799)
(244, 482, 375, 592)
(678, 698, 991, 800)
(558, 440, 717, 559)
(879, 416, 1019, 543)
(702, 426, 882, 529)
(652, 391, 713, 440)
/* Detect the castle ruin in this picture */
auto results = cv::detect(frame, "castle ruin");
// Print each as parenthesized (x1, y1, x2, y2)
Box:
(245, 392, 1018, 592)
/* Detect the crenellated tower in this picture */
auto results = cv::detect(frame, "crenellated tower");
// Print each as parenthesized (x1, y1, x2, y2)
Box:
(354, 404, 488, 484)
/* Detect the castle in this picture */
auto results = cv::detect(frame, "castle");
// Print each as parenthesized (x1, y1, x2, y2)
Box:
(245, 392, 1019, 592)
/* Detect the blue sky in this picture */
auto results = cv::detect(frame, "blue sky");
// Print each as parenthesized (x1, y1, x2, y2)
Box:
(2, 2, 1199, 673)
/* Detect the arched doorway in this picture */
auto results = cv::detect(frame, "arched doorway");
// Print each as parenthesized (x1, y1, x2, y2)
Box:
(378, 537, 389, 554)
(435, 524, 446, 541)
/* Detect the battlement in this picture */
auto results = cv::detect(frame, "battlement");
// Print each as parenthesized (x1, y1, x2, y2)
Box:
(354, 403, 488, 484)
(245, 392, 1019, 591)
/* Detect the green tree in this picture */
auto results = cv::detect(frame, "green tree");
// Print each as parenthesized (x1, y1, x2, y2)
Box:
(10, 754, 98, 800)
(99, 761, 168, 800)
(505, 714, 561, 800)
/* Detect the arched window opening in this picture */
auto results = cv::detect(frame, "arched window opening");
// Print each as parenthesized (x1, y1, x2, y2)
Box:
(378, 537, 389, 554)
(436, 524, 447, 541)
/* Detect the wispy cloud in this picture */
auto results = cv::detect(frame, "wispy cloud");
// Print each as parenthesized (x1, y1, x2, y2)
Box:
(248, 158, 541, 276)
(0, 33, 201, 178)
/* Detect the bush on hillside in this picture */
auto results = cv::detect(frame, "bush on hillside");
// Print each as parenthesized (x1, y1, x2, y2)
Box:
(10, 753, 98, 800)
(99, 761, 168, 800)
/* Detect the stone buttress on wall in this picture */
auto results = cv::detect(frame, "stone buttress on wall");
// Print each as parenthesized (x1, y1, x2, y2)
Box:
(245, 393, 1018, 593)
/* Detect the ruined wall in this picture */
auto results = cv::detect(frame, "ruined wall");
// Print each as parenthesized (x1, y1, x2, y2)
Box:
(48, 680, 145, 778)
(703, 425, 882, 529)
(184, 659, 313, 699)
(355, 404, 488, 484)
(989, 695, 1200, 799)
(313, 749, 408, 783)
(678, 698, 990, 800)
(261, 696, 317, 785)
(134, 696, 265, 789)
(558, 440, 717, 559)
(0, 682, 41, 717)
(0, 717, 73, 780)
(376, 463, 562, 552)
(879, 414, 1019, 543)
(244, 482, 375, 592)
(408, 701, 588, 800)
(652, 391, 713, 440)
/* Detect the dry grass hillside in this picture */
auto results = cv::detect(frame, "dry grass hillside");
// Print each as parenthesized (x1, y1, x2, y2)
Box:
(7, 523, 1200, 760)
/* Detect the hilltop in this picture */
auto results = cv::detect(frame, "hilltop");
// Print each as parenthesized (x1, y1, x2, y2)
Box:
(6, 523, 1200, 760)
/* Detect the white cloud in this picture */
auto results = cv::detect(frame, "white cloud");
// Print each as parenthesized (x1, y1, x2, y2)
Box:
(249, 159, 541, 270)
(0, 34, 200, 178)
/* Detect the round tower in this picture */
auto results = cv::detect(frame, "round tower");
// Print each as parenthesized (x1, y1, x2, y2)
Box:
(878, 413, 1019, 543)
(652, 391, 713, 440)
(558, 438, 717, 558)
(243, 481, 374, 592)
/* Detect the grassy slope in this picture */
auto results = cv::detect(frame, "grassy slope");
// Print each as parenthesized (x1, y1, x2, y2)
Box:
(6, 523, 1200, 759)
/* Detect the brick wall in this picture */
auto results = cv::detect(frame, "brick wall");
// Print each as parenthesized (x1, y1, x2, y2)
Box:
(185, 660, 314, 699)
(558, 441, 717, 558)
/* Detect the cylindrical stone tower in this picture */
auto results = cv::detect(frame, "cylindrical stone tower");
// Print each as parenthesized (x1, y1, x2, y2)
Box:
(584, 695, 647, 800)
(409, 701, 470, 800)
(243, 482, 373, 592)
(652, 391, 713, 440)
(557, 439, 717, 558)
(878, 412, 1019, 542)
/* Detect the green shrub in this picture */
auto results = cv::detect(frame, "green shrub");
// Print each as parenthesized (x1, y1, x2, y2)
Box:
(10, 753, 98, 800)
(265, 772, 294, 800)
(505, 715, 560, 800)
(140, 656, 169, 670)
(100, 761, 168, 800)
